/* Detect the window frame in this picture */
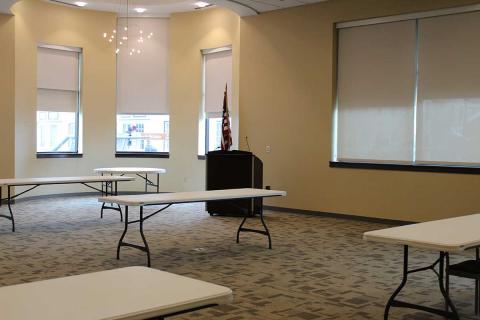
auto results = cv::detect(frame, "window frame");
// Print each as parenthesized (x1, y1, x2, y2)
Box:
(36, 43, 82, 158)
(198, 45, 233, 158)
(332, 5, 480, 173)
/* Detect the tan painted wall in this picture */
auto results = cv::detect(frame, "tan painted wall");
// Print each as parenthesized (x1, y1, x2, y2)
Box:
(169, 7, 240, 190)
(239, 0, 480, 222)
(9, 0, 239, 196)
(0, 13, 15, 198)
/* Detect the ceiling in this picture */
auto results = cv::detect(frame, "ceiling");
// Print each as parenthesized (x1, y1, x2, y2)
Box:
(0, 0, 329, 16)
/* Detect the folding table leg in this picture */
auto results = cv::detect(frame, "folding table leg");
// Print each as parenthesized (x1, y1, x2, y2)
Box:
(236, 206, 272, 249)
(116, 205, 152, 267)
(383, 247, 459, 320)
(7, 186, 15, 232)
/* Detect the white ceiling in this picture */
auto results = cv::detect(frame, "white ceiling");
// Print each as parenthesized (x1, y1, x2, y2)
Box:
(0, 0, 329, 16)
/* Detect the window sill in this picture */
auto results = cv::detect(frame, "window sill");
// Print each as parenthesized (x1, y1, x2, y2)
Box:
(115, 152, 169, 159)
(329, 161, 480, 174)
(197, 155, 206, 160)
(37, 153, 83, 159)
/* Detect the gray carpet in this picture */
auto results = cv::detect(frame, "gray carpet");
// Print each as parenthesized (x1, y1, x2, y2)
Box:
(0, 195, 477, 319)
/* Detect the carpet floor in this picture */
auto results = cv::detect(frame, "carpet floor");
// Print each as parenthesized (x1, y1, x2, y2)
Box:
(0, 195, 477, 319)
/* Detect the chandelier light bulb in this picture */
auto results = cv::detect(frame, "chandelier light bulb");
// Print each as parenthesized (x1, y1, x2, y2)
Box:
(195, 1, 209, 8)
(139, 30, 143, 34)
(119, 41, 123, 45)
(124, 27, 128, 31)
(137, 49, 141, 53)
(108, 38, 113, 43)
(103, 32, 107, 38)
(115, 48, 120, 54)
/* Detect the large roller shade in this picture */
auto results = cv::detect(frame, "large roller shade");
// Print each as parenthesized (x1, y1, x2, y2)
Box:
(336, 21, 416, 163)
(117, 18, 169, 114)
(204, 49, 232, 113)
(416, 11, 480, 165)
(37, 46, 80, 113)
(37, 47, 79, 91)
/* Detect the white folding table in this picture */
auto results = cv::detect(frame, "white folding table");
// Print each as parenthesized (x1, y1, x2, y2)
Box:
(0, 266, 233, 320)
(0, 176, 134, 231)
(94, 168, 166, 193)
(99, 188, 287, 267)
(363, 214, 480, 320)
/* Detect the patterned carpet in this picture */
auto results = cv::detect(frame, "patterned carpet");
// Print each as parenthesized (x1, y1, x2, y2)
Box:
(0, 195, 478, 319)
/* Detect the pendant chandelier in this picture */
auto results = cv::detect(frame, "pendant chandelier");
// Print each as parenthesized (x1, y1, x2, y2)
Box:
(102, 0, 154, 55)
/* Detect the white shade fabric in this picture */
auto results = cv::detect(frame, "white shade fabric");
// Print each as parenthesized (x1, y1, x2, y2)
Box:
(117, 18, 169, 114)
(37, 47, 79, 91)
(37, 89, 78, 112)
(336, 21, 416, 162)
(204, 50, 232, 113)
(416, 11, 480, 164)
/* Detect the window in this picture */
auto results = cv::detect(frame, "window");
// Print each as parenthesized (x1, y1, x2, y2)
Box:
(333, 9, 480, 168)
(116, 114, 169, 153)
(36, 45, 81, 155)
(116, 18, 169, 156)
(199, 47, 233, 155)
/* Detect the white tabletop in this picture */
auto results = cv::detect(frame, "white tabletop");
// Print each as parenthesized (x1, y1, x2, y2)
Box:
(94, 167, 167, 175)
(0, 176, 134, 187)
(363, 214, 480, 252)
(0, 266, 233, 320)
(99, 188, 287, 206)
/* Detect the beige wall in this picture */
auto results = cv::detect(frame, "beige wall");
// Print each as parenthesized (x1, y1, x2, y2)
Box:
(169, 7, 240, 190)
(239, 0, 480, 222)
(0, 13, 15, 198)
(9, 0, 239, 196)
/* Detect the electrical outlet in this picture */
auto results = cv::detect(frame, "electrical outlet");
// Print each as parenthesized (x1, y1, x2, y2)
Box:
(266, 145, 271, 153)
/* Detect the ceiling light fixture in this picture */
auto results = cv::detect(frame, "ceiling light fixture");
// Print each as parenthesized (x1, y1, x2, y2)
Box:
(103, 0, 153, 55)
(74, 1, 87, 7)
(195, 1, 210, 8)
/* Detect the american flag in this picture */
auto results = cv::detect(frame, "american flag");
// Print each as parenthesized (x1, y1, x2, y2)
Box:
(221, 84, 232, 151)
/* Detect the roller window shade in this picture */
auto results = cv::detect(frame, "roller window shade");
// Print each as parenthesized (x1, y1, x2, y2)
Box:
(204, 50, 232, 113)
(37, 47, 79, 91)
(416, 11, 480, 164)
(116, 18, 169, 115)
(37, 89, 78, 112)
(336, 20, 416, 163)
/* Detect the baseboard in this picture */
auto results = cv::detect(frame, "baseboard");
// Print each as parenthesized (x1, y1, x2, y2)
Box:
(263, 205, 412, 226)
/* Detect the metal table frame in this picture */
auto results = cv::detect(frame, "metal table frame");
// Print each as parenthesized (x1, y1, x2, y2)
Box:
(116, 197, 274, 267)
(100, 172, 161, 193)
(0, 179, 126, 232)
(385, 245, 459, 319)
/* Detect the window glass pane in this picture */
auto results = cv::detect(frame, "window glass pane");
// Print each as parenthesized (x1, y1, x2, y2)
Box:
(207, 117, 222, 152)
(116, 114, 169, 153)
(207, 116, 231, 152)
(36, 111, 77, 152)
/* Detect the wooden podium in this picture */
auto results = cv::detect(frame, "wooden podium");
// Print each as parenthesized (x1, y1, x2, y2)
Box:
(206, 150, 263, 216)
